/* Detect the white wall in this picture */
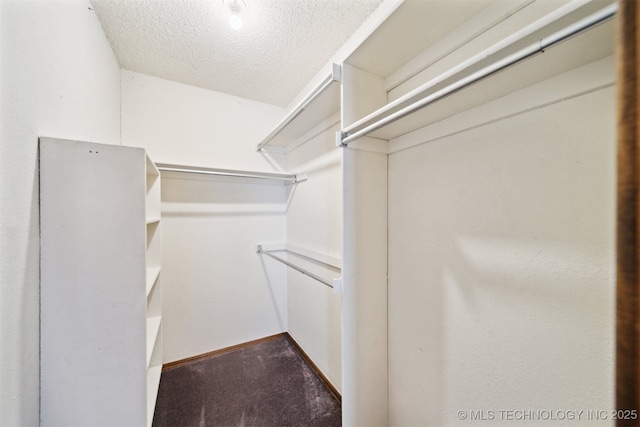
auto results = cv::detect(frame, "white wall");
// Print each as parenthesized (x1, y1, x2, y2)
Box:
(0, 1, 121, 425)
(121, 71, 289, 362)
(285, 125, 343, 391)
(387, 62, 615, 426)
(121, 70, 285, 171)
(159, 174, 288, 362)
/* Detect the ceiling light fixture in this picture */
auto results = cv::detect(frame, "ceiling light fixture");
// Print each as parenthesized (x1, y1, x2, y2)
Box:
(225, 0, 246, 30)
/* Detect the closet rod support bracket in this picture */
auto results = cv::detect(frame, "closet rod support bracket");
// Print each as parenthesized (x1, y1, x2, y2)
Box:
(293, 173, 308, 184)
(336, 131, 348, 148)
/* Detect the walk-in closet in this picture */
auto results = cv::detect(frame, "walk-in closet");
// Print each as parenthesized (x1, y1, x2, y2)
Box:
(1, 0, 633, 426)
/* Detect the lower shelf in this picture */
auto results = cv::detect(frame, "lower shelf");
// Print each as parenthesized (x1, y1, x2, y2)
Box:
(146, 316, 162, 367)
(146, 364, 162, 426)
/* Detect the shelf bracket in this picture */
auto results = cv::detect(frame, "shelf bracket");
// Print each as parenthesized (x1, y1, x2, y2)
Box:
(336, 131, 348, 148)
(331, 62, 342, 83)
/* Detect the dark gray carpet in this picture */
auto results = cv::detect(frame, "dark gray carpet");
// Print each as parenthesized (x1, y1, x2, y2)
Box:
(152, 335, 342, 427)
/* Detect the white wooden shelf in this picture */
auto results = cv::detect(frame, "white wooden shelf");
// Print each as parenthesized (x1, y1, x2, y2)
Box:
(257, 63, 341, 152)
(156, 163, 304, 184)
(40, 138, 161, 427)
(146, 155, 160, 177)
(145, 152, 162, 425)
(146, 267, 161, 297)
(146, 316, 162, 368)
(340, 0, 616, 146)
(146, 365, 162, 427)
(146, 154, 161, 219)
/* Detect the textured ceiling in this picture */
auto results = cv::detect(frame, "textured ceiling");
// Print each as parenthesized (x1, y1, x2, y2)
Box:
(90, 0, 383, 107)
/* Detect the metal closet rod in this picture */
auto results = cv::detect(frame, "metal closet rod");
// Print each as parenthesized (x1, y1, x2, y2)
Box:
(341, 0, 594, 137)
(156, 163, 303, 183)
(256, 245, 334, 288)
(340, 2, 618, 145)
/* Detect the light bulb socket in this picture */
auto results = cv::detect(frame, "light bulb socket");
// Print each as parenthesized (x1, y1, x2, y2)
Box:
(229, 12, 242, 29)
(223, 0, 246, 30)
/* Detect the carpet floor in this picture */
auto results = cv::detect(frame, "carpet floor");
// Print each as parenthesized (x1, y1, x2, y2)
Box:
(152, 335, 342, 427)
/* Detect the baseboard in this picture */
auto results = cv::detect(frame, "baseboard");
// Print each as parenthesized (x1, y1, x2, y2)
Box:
(161, 333, 285, 371)
(283, 332, 342, 403)
(160, 332, 342, 403)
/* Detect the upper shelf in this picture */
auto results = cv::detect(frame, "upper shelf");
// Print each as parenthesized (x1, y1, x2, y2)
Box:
(146, 154, 160, 177)
(340, 0, 616, 145)
(156, 162, 306, 184)
(257, 63, 341, 152)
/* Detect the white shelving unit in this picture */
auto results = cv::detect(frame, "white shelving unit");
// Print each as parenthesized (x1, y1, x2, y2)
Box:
(39, 137, 162, 427)
(145, 154, 163, 427)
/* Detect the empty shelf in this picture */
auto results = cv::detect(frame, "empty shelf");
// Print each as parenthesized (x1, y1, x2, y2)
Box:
(146, 267, 161, 298)
(257, 64, 341, 151)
